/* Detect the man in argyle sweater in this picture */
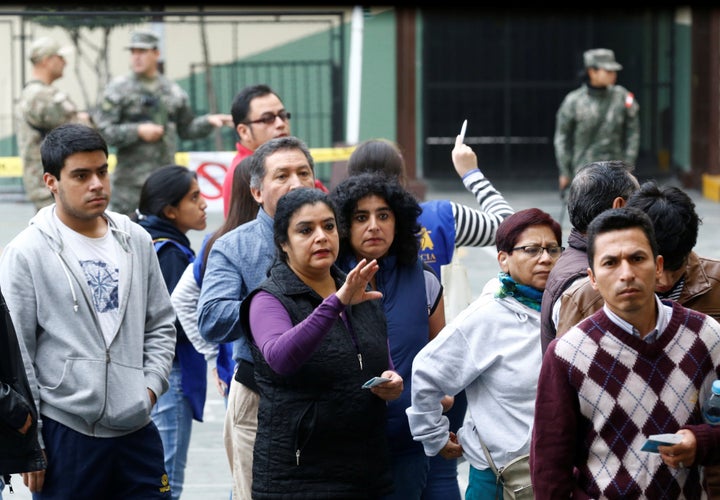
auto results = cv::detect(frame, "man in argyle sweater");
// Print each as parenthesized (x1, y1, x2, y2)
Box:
(531, 207, 720, 499)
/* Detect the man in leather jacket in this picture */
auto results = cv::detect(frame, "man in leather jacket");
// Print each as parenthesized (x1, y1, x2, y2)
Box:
(0, 289, 45, 495)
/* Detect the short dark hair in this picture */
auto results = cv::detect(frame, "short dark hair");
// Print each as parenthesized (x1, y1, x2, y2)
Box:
(231, 84, 278, 128)
(587, 207, 658, 271)
(568, 160, 638, 232)
(273, 188, 336, 264)
(249, 136, 315, 191)
(137, 165, 197, 220)
(347, 139, 407, 185)
(625, 181, 700, 271)
(495, 208, 562, 253)
(331, 172, 422, 266)
(41, 123, 108, 179)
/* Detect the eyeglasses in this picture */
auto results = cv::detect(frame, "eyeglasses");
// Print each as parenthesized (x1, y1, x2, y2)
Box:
(511, 245, 565, 259)
(244, 110, 291, 126)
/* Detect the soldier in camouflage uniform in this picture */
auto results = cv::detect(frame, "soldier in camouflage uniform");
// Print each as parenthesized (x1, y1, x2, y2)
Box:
(94, 30, 232, 216)
(554, 48, 640, 192)
(16, 37, 91, 211)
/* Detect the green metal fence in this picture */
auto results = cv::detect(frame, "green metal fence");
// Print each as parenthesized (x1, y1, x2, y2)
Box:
(181, 58, 341, 153)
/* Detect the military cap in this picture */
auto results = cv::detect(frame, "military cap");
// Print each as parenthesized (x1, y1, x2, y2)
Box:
(583, 48, 623, 71)
(29, 37, 72, 62)
(126, 29, 159, 50)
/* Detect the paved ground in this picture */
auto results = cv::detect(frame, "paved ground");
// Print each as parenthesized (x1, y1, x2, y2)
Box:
(2, 175, 718, 499)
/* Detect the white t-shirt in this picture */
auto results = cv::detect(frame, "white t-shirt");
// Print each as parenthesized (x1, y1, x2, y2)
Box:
(55, 213, 120, 345)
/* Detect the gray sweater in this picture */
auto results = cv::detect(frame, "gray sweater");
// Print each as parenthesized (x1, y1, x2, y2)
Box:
(0, 206, 176, 442)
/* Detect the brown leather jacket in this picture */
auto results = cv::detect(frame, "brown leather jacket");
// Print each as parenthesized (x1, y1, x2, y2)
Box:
(556, 252, 720, 337)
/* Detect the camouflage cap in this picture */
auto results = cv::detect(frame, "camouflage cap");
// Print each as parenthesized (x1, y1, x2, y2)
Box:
(126, 29, 159, 50)
(583, 48, 623, 71)
(29, 37, 72, 62)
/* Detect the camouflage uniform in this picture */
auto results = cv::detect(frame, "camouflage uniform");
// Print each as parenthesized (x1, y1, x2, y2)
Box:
(15, 81, 84, 210)
(554, 84, 640, 180)
(94, 74, 215, 215)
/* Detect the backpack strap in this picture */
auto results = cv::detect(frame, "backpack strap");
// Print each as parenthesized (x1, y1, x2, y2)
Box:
(192, 257, 203, 287)
(192, 234, 212, 288)
(153, 238, 195, 263)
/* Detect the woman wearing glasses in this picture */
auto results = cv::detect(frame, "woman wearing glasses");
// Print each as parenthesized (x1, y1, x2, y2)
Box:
(406, 208, 562, 499)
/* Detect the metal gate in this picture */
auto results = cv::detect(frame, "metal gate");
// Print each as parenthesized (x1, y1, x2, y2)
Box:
(421, 8, 675, 187)
(184, 58, 342, 153)
(179, 10, 346, 154)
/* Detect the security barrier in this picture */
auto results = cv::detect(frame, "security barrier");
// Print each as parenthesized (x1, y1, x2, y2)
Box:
(1, 146, 355, 212)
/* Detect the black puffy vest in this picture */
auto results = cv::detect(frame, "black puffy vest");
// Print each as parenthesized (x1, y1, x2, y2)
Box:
(241, 260, 394, 499)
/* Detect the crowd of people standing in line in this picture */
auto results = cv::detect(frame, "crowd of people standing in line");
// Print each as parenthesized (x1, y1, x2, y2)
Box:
(4, 32, 720, 500)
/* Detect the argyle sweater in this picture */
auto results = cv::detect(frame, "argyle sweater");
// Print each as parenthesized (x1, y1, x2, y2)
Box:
(532, 301, 720, 499)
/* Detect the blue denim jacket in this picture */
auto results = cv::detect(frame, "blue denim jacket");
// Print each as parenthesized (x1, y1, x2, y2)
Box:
(198, 208, 276, 363)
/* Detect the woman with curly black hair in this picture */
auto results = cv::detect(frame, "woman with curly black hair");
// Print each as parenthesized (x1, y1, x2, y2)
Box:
(332, 173, 447, 500)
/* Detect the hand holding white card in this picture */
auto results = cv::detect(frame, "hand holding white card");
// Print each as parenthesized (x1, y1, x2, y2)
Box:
(362, 376, 391, 389)
(459, 119, 467, 144)
(641, 433, 683, 453)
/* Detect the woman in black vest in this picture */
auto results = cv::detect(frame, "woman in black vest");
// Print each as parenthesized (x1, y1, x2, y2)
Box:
(240, 187, 402, 499)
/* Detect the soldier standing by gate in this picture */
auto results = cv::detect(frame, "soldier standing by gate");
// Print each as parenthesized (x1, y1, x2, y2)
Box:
(553, 48, 640, 193)
(16, 36, 92, 212)
(94, 29, 232, 217)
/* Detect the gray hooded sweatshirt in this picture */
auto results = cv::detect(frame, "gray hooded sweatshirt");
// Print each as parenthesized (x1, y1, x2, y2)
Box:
(0, 205, 176, 443)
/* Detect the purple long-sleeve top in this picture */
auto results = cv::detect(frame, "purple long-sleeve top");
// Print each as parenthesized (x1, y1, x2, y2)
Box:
(248, 291, 393, 376)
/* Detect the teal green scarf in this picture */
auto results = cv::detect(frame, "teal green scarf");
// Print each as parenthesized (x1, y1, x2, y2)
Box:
(494, 272, 543, 311)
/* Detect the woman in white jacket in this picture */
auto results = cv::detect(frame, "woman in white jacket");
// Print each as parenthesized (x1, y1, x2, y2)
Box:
(406, 208, 562, 499)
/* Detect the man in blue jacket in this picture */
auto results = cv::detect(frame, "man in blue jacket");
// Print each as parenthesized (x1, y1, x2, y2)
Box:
(198, 136, 317, 500)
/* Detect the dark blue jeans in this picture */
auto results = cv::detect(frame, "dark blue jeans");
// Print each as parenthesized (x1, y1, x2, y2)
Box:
(381, 448, 430, 500)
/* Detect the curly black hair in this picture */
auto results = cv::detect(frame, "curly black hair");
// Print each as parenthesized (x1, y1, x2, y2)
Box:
(331, 172, 422, 266)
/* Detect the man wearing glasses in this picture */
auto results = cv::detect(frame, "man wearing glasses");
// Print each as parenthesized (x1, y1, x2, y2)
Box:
(16, 37, 92, 212)
(94, 29, 233, 216)
(221, 84, 327, 217)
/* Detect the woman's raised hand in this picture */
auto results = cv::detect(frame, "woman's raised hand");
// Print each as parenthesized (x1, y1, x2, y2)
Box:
(336, 258, 383, 305)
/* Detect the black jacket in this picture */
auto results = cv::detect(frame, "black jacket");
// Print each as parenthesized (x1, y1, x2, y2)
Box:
(241, 259, 394, 499)
(0, 289, 45, 476)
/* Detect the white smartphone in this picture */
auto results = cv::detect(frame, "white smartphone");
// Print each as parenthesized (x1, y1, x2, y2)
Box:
(459, 119, 468, 143)
(361, 376, 391, 389)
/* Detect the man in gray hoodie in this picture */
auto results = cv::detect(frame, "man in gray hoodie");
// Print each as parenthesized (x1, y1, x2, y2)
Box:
(0, 123, 176, 498)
